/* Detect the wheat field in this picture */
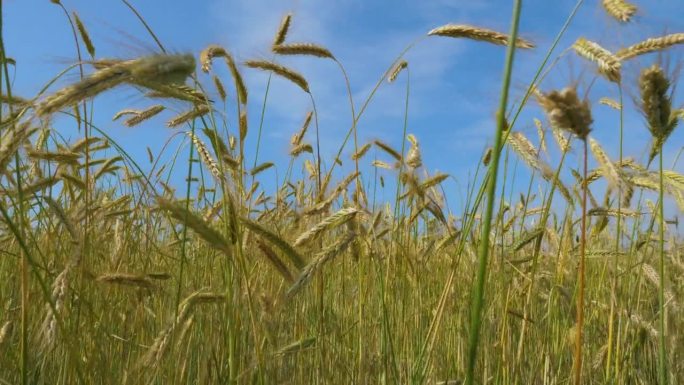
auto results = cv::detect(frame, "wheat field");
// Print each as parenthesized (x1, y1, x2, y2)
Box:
(0, 1, 683, 384)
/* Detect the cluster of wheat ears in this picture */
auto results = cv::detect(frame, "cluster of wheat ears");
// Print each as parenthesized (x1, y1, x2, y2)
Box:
(1, 0, 683, 384)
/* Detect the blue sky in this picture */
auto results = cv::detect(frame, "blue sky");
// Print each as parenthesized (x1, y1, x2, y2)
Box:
(3, 0, 684, 216)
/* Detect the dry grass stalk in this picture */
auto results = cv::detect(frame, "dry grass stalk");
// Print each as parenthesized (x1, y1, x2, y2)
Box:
(617, 33, 684, 60)
(601, 0, 637, 23)
(428, 24, 535, 48)
(124, 105, 165, 127)
(294, 207, 359, 247)
(244, 60, 310, 93)
(167, 105, 211, 127)
(572, 38, 621, 83)
(272, 43, 335, 59)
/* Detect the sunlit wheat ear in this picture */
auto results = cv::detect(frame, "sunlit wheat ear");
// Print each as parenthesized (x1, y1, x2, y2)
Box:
(166, 105, 211, 128)
(351, 143, 372, 161)
(73, 11, 95, 57)
(617, 33, 684, 60)
(406, 134, 422, 169)
(294, 207, 359, 247)
(36, 63, 131, 117)
(601, 0, 637, 23)
(199, 44, 228, 73)
(0, 122, 35, 174)
(96, 273, 155, 290)
(123, 105, 165, 127)
(572, 38, 621, 83)
(0, 321, 11, 348)
(286, 233, 355, 299)
(273, 13, 293, 46)
(291, 111, 313, 146)
(272, 43, 335, 59)
(599, 97, 621, 110)
(156, 198, 232, 256)
(639, 64, 679, 163)
(428, 24, 535, 48)
(388, 60, 408, 83)
(40, 266, 71, 349)
(537, 87, 593, 140)
(589, 137, 622, 190)
(187, 132, 223, 183)
(305, 171, 360, 215)
(244, 60, 310, 93)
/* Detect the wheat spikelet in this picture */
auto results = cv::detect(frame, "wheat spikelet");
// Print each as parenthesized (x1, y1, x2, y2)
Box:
(599, 97, 621, 110)
(256, 240, 294, 283)
(286, 233, 355, 298)
(167, 105, 211, 127)
(273, 13, 293, 46)
(0, 321, 11, 348)
(212, 75, 227, 101)
(388, 60, 408, 83)
(406, 134, 422, 169)
(372, 160, 393, 170)
(534, 118, 548, 155)
(589, 137, 622, 189)
(124, 105, 165, 127)
(428, 24, 535, 48)
(73, 12, 95, 57)
(294, 207, 359, 247)
(157, 198, 232, 256)
(199, 44, 227, 73)
(352, 142, 372, 160)
(273, 43, 335, 59)
(639, 64, 678, 163)
(572, 38, 621, 83)
(617, 33, 684, 60)
(601, 0, 637, 23)
(96, 272, 154, 289)
(27, 149, 81, 164)
(0, 123, 35, 173)
(244, 60, 310, 93)
(93, 156, 123, 180)
(508, 131, 542, 171)
(373, 140, 402, 162)
(291, 111, 313, 146)
(290, 143, 313, 157)
(187, 132, 223, 183)
(240, 218, 306, 269)
(40, 266, 71, 348)
(482, 147, 492, 166)
(250, 162, 274, 176)
(538, 87, 593, 140)
(112, 109, 139, 121)
(0, 94, 28, 106)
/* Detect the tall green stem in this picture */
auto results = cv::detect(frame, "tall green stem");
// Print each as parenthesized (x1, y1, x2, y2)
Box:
(464, 1, 522, 383)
